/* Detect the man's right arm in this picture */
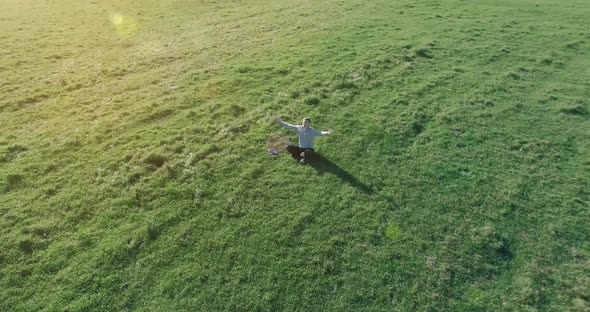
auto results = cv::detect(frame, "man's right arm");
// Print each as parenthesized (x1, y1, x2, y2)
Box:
(275, 117, 298, 131)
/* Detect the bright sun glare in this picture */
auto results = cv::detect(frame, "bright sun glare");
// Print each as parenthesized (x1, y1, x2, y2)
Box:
(109, 13, 138, 37)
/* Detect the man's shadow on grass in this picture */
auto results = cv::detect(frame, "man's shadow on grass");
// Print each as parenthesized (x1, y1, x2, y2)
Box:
(285, 152, 398, 206)
(305, 153, 375, 194)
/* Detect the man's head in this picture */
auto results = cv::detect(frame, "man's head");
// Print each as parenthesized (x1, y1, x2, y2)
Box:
(302, 117, 311, 130)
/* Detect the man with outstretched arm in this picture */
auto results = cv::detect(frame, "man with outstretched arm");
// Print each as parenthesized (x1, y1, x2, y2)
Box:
(275, 116, 332, 164)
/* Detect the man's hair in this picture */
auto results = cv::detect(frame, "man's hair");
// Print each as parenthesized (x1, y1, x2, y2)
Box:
(303, 117, 311, 123)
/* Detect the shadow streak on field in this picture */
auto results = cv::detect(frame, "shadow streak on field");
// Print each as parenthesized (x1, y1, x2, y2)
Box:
(307, 154, 374, 194)
(299, 154, 399, 208)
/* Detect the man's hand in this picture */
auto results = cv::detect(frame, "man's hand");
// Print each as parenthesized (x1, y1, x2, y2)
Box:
(323, 129, 332, 135)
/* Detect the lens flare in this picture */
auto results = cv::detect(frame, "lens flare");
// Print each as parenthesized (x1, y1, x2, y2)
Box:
(110, 13, 123, 25)
(109, 13, 138, 37)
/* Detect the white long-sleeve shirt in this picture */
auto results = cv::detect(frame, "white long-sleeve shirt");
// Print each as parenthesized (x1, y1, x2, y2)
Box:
(278, 120, 328, 149)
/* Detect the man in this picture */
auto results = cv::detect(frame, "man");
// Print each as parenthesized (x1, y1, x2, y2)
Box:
(275, 116, 332, 164)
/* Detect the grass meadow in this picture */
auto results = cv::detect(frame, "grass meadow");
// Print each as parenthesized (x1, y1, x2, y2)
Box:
(1, 0, 589, 310)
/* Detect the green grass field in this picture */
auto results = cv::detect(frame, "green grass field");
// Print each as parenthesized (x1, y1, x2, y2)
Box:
(1, 0, 589, 310)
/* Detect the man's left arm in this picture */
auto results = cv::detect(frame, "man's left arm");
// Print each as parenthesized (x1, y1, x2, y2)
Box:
(315, 129, 332, 136)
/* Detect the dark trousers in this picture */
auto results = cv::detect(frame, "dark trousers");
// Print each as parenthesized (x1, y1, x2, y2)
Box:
(286, 145, 314, 160)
